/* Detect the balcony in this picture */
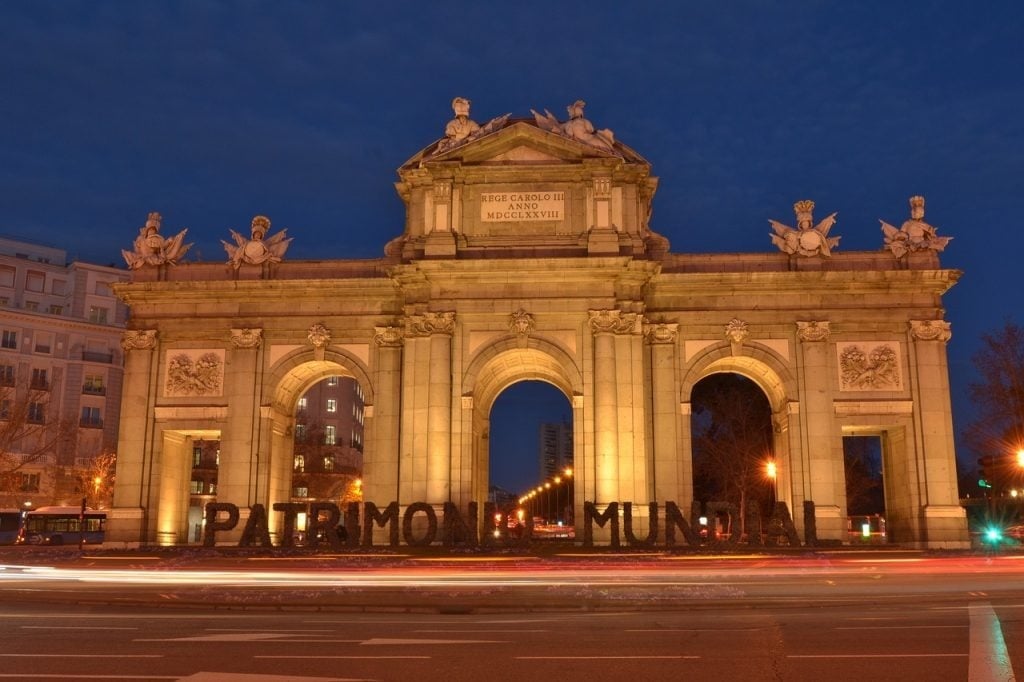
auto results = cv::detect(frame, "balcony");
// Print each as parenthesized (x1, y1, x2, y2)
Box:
(79, 418, 104, 429)
(82, 385, 106, 396)
(29, 380, 49, 391)
(82, 351, 114, 363)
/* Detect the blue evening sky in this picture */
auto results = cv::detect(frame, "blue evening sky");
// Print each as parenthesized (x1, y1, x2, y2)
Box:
(1, 2, 1021, 495)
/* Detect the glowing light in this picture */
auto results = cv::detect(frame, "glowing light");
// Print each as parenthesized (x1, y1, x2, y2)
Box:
(1017, 449, 1024, 467)
(766, 460, 777, 479)
(564, 468, 573, 477)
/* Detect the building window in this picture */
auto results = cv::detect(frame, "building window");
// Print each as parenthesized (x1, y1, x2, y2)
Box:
(0, 400, 10, 419)
(83, 374, 105, 395)
(30, 368, 48, 390)
(1, 331, 16, 349)
(24, 300, 38, 312)
(190, 480, 203, 495)
(324, 425, 336, 445)
(48, 305, 63, 315)
(297, 397, 307, 411)
(293, 486, 309, 498)
(19, 473, 40, 493)
(327, 376, 339, 387)
(293, 455, 305, 472)
(323, 455, 335, 472)
(50, 279, 66, 295)
(294, 423, 307, 441)
(209, 482, 216, 494)
(0, 266, 14, 288)
(88, 306, 109, 324)
(27, 401, 44, 423)
(326, 398, 337, 413)
(33, 333, 51, 354)
(0, 297, 8, 306)
(25, 271, 44, 293)
(192, 446, 203, 467)
(0, 365, 14, 386)
(80, 406, 102, 428)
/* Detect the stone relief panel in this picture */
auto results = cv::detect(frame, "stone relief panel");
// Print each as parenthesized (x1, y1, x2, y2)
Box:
(122, 329, 158, 351)
(164, 349, 225, 397)
(836, 342, 903, 392)
(230, 328, 262, 349)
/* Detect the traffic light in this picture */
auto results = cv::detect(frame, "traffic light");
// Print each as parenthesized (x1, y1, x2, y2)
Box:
(978, 455, 997, 490)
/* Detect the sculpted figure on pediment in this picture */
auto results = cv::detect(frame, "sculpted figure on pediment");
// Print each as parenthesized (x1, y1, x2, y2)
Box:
(434, 97, 510, 155)
(770, 200, 840, 257)
(881, 196, 952, 258)
(532, 100, 616, 154)
(223, 215, 292, 269)
(122, 212, 192, 269)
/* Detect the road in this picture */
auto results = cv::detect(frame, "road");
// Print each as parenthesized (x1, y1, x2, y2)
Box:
(0, 550, 1022, 680)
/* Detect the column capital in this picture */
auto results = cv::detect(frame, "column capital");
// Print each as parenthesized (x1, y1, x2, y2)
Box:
(373, 325, 404, 347)
(406, 311, 456, 338)
(588, 309, 640, 335)
(230, 327, 262, 349)
(121, 329, 157, 351)
(910, 319, 951, 342)
(643, 322, 678, 344)
(796, 320, 831, 342)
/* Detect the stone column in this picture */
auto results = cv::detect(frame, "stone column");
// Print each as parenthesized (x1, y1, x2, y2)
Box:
(365, 325, 403, 506)
(589, 310, 633, 504)
(218, 328, 263, 512)
(644, 322, 682, 502)
(909, 320, 968, 547)
(795, 320, 844, 540)
(109, 329, 158, 545)
(408, 312, 455, 505)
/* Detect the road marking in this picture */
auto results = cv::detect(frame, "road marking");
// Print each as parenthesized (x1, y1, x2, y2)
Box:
(257, 655, 430, 659)
(179, 674, 370, 682)
(0, 676, 177, 680)
(834, 625, 966, 630)
(789, 654, 967, 658)
(361, 638, 507, 645)
(626, 628, 762, 632)
(20, 625, 139, 630)
(412, 629, 548, 633)
(518, 656, 698, 660)
(968, 602, 1017, 682)
(136, 633, 360, 643)
(0, 654, 162, 658)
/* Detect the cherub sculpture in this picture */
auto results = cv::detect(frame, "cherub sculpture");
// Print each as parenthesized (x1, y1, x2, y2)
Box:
(531, 100, 616, 153)
(122, 212, 192, 269)
(880, 196, 951, 258)
(222, 215, 292, 269)
(769, 200, 840, 257)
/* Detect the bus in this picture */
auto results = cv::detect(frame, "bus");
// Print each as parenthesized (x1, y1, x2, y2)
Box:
(17, 506, 106, 546)
(0, 509, 24, 545)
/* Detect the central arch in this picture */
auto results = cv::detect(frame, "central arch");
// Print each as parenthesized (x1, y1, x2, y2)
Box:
(462, 338, 582, 513)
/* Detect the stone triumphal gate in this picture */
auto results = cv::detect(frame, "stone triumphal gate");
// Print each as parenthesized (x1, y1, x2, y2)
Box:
(109, 99, 967, 548)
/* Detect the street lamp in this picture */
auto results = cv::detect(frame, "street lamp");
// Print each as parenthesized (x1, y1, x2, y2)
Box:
(1017, 449, 1024, 468)
(765, 459, 778, 509)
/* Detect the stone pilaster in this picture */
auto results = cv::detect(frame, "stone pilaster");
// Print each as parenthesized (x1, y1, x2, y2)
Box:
(644, 322, 684, 503)
(406, 312, 455, 504)
(364, 326, 404, 506)
(219, 327, 264, 510)
(589, 310, 636, 503)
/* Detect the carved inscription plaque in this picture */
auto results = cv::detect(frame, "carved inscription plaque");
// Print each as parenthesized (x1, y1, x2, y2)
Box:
(480, 191, 565, 222)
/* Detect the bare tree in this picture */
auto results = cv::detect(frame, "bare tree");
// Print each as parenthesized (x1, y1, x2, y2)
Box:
(68, 449, 117, 509)
(292, 421, 363, 503)
(0, 380, 75, 507)
(966, 322, 1024, 481)
(691, 374, 774, 529)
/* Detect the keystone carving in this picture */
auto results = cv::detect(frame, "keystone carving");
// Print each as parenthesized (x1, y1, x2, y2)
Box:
(725, 318, 750, 345)
(509, 309, 535, 336)
(307, 323, 331, 349)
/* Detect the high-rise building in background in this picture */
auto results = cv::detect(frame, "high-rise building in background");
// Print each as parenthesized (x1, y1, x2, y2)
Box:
(0, 236, 128, 508)
(538, 420, 572, 480)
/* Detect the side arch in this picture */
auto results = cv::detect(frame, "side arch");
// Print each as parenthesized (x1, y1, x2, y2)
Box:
(680, 341, 798, 410)
(265, 347, 375, 413)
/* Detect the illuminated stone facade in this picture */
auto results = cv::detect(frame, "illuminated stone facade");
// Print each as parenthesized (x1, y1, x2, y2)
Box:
(109, 103, 967, 548)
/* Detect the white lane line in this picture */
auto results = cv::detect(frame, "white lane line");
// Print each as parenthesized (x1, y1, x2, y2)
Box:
(517, 656, 699, 660)
(0, 654, 162, 658)
(0, 676, 177, 680)
(360, 638, 507, 645)
(412, 629, 548, 633)
(790, 654, 967, 658)
(968, 602, 1017, 682)
(626, 628, 762, 632)
(834, 625, 966, 630)
(20, 626, 139, 630)
(257, 655, 430, 659)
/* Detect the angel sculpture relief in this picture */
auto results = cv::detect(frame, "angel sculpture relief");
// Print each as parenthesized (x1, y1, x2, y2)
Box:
(880, 195, 951, 259)
(122, 212, 192, 269)
(769, 200, 840, 258)
(223, 215, 292, 269)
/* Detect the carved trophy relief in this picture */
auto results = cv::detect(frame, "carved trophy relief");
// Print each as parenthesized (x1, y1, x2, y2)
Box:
(223, 215, 292, 269)
(796, 321, 831, 342)
(373, 326, 404, 347)
(588, 309, 639, 335)
(643, 322, 679, 345)
(881, 196, 952, 258)
(770, 200, 840, 257)
(121, 329, 158, 351)
(164, 350, 225, 397)
(837, 342, 902, 391)
(909, 319, 952, 342)
(405, 312, 456, 337)
(230, 328, 262, 349)
(122, 212, 192, 269)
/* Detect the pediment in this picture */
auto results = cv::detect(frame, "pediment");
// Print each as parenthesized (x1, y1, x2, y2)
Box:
(402, 120, 636, 171)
